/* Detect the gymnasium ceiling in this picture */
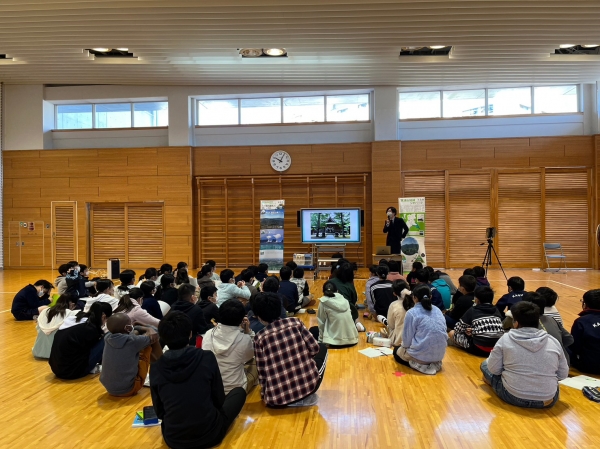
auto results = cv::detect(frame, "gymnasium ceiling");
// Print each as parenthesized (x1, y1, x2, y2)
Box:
(1, 0, 600, 87)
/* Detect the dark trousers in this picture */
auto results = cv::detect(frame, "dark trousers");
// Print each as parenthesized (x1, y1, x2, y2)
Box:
(12, 309, 37, 321)
(309, 326, 320, 341)
(393, 346, 410, 366)
(86, 338, 105, 373)
(202, 387, 247, 449)
(445, 314, 458, 331)
(308, 326, 357, 349)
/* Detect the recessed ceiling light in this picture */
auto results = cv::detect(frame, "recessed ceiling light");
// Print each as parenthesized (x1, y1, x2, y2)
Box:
(115, 48, 129, 51)
(429, 46, 446, 49)
(239, 48, 263, 57)
(582, 44, 599, 48)
(263, 48, 287, 57)
(559, 44, 576, 48)
(92, 48, 110, 52)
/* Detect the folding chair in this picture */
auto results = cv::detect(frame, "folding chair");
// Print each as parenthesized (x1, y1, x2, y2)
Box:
(543, 243, 567, 272)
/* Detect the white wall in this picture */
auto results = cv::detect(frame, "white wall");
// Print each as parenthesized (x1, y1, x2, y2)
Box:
(52, 128, 168, 149)
(398, 114, 585, 141)
(5, 84, 44, 150)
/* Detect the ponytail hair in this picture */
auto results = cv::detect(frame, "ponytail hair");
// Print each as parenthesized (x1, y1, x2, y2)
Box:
(323, 281, 337, 297)
(198, 264, 212, 279)
(413, 284, 432, 311)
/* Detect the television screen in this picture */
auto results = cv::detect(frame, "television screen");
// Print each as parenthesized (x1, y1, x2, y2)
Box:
(300, 208, 361, 244)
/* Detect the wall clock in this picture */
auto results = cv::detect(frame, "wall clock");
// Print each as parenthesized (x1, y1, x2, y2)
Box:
(270, 150, 292, 172)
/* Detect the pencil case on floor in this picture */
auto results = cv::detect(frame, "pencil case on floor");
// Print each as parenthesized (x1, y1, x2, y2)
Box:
(582, 386, 600, 403)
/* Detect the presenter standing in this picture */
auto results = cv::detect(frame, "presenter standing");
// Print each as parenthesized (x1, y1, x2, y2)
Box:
(383, 207, 409, 255)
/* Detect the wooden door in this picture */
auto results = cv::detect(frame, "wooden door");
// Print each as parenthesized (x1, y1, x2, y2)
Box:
(52, 201, 77, 269)
(20, 221, 45, 267)
(90, 204, 126, 268)
(8, 221, 21, 267)
(126, 204, 165, 267)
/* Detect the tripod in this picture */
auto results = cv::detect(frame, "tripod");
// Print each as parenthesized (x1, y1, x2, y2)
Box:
(481, 238, 507, 280)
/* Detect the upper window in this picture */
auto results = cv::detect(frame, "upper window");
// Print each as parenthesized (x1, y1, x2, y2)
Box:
(399, 85, 578, 120)
(196, 93, 370, 126)
(55, 101, 168, 130)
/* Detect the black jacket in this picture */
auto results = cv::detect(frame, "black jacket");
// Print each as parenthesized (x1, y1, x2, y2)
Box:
(370, 279, 395, 317)
(11, 284, 51, 320)
(49, 322, 103, 379)
(571, 309, 600, 374)
(150, 347, 230, 449)
(382, 217, 409, 254)
(449, 293, 475, 321)
(160, 287, 180, 306)
(170, 300, 210, 345)
(454, 303, 504, 349)
(198, 300, 220, 327)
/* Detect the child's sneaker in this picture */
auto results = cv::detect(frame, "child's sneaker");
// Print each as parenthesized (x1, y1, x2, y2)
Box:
(377, 315, 388, 326)
(89, 364, 102, 375)
(428, 362, 443, 373)
(355, 322, 366, 332)
(409, 360, 436, 375)
(144, 373, 151, 387)
(288, 394, 319, 407)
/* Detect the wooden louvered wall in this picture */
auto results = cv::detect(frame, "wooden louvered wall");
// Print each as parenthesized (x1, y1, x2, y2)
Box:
(51, 201, 77, 268)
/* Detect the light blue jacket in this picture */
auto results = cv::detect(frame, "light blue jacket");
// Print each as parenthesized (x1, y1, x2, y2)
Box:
(401, 302, 447, 363)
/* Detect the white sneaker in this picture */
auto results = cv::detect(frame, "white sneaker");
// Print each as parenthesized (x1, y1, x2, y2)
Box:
(288, 394, 319, 407)
(144, 373, 151, 387)
(409, 360, 436, 375)
(355, 322, 366, 332)
(89, 364, 102, 375)
(429, 362, 443, 373)
(377, 315, 388, 326)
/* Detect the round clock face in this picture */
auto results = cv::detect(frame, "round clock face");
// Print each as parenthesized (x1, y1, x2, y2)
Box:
(270, 151, 292, 172)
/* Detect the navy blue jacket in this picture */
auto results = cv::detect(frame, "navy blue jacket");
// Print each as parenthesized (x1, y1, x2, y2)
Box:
(570, 309, 600, 374)
(495, 290, 525, 318)
(279, 280, 300, 313)
(11, 284, 50, 320)
(141, 296, 163, 320)
(427, 283, 445, 312)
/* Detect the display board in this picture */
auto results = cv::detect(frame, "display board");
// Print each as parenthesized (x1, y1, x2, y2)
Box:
(399, 197, 427, 274)
(300, 208, 361, 244)
(259, 200, 285, 271)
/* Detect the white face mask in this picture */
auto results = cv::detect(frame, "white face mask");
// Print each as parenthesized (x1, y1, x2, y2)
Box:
(387, 212, 393, 218)
(38, 290, 45, 297)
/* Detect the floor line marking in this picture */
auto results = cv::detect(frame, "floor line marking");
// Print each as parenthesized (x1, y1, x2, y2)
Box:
(547, 280, 587, 292)
(0, 309, 11, 314)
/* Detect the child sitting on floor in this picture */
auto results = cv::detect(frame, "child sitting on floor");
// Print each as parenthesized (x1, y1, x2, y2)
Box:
(384, 280, 413, 347)
(198, 285, 220, 327)
(309, 281, 358, 348)
(100, 313, 162, 396)
(536, 286, 563, 326)
(291, 267, 313, 309)
(140, 280, 163, 320)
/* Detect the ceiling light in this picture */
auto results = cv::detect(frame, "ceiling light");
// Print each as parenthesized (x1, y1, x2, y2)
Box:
(582, 44, 600, 48)
(115, 48, 129, 51)
(263, 48, 287, 57)
(239, 48, 263, 57)
(92, 48, 110, 52)
(559, 44, 576, 48)
(429, 46, 446, 49)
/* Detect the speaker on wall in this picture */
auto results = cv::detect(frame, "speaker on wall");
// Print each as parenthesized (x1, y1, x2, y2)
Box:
(107, 259, 121, 280)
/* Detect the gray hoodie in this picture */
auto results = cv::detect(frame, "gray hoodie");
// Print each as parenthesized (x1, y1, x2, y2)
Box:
(317, 292, 359, 346)
(487, 327, 569, 401)
(202, 323, 254, 394)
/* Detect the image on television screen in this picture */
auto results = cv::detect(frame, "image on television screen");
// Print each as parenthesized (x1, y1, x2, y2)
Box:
(300, 208, 361, 244)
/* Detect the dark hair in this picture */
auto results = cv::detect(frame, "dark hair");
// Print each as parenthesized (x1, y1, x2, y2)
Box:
(58, 263, 71, 275)
(219, 299, 246, 326)
(46, 294, 77, 321)
(323, 281, 337, 297)
(458, 275, 477, 293)
(331, 252, 343, 259)
(386, 206, 397, 215)
(262, 276, 280, 293)
(200, 285, 217, 302)
(524, 291, 545, 315)
(258, 263, 268, 273)
(335, 262, 354, 283)
(143, 267, 158, 280)
(159, 311, 192, 350)
(378, 259, 389, 267)
(220, 269, 235, 284)
(463, 268, 475, 277)
(140, 281, 156, 297)
(472, 266, 486, 278)
(159, 263, 173, 275)
(176, 262, 187, 271)
(424, 266, 434, 275)
(128, 287, 143, 300)
(241, 269, 254, 283)
(582, 289, 600, 310)
(536, 287, 558, 307)
(285, 261, 298, 271)
(77, 301, 112, 330)
(474, 286, 494, 304)
(507, 276, 525, 291)
(412, 261, 423, 271)
(511, 301, 539, 328)
(33, 280, 53, 291)
(114, 294, 136, 313)
(175, 268, 190, 286)
(369, 264, 379, 275)
(279, 266, 292, 281)
(413, 284, 432, 311)
(392, 280, 413, 312)
(119, 270, 136, 286)
(252, 292, 282, 323)
(388, 260, 400, 273)
(376, 265, 389, 279)
(79, 264, 88, 273)
(198, 264, 213, 279)
(67, 261, 78, 268)
(155, 274, 175, 301)
(205, 260, 216, 268)
(293, 267, 304, 279)
(414, 269, 429, 283)
(95, 278, 114, 294)
(178, 283, 197, 302)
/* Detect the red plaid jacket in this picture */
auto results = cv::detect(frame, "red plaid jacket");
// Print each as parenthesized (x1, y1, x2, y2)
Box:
(254, 317, 320, 406)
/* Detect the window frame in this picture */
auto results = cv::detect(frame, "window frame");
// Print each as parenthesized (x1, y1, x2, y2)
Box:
(54, 100, 169, 130)
(399, 85, 580, 121)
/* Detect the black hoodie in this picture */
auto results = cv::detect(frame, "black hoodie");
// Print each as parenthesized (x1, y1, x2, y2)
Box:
(150, 346, 227, 449)
(169, 300, 210, 345)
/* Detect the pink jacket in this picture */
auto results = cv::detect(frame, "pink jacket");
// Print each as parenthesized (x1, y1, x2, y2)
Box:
(126, 299, 160, 327)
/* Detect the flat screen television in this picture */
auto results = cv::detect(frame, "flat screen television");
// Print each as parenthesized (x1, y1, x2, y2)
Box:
(300, 208, 361, 244)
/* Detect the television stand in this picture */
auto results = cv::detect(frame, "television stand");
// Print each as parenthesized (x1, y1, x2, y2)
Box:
(312, 244, 346, 279)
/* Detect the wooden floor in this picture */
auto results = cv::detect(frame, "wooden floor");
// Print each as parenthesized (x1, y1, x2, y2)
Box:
(1, 268, 600, 449)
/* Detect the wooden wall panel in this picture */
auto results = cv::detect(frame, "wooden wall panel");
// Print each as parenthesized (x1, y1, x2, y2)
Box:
(3, 147, 193, 269)
(371, 141, 401, 251)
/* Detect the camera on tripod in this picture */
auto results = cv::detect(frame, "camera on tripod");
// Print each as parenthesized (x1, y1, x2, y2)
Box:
(481, 226, 507, 280)
(485, 227, 496, 240)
